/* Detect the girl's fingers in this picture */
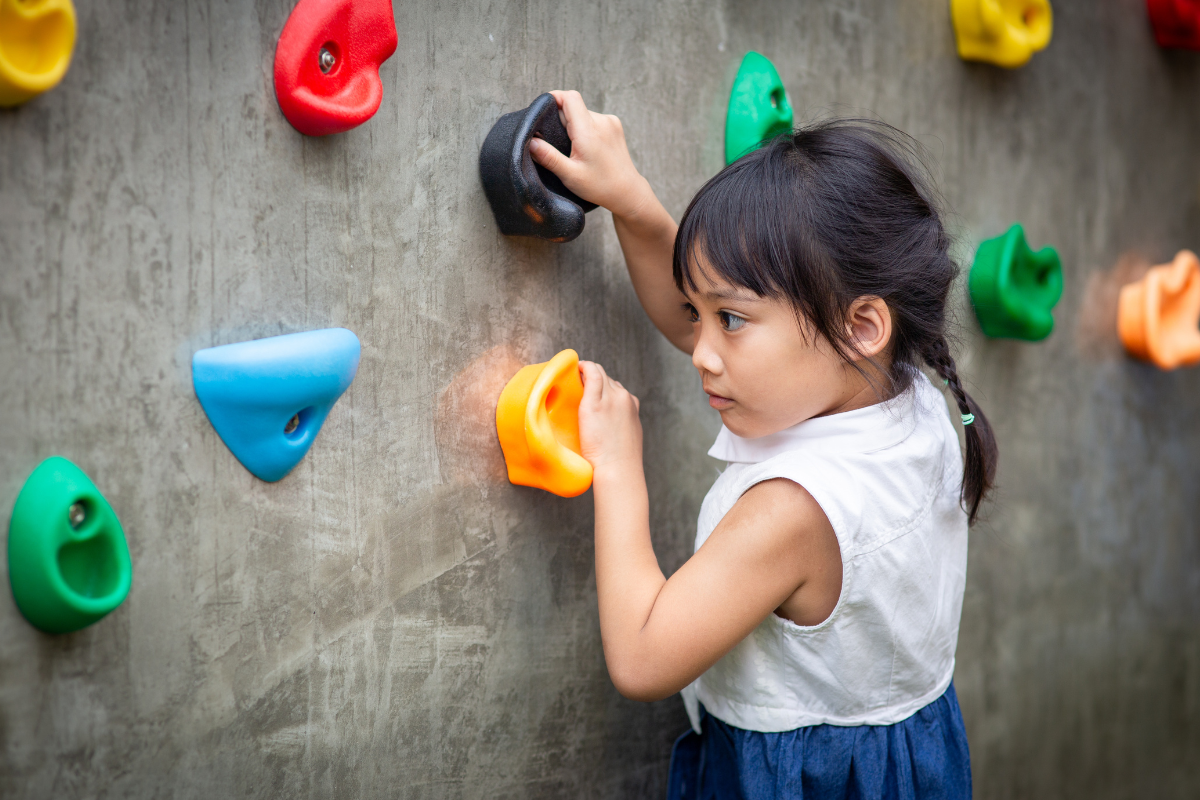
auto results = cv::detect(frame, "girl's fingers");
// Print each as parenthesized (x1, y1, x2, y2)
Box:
(546, 90, 569, 129)
(579, 360, 605, 402)
(528, 137, 570, 175)
(554, 90, 591, 139)
(595, 364, 616, 402)
(579, 360, 596, 385)
(582, 361, 643, 412)
(611, 379, 639, 412)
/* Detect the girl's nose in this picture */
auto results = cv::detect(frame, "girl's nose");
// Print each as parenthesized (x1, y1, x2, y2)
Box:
(692, 326, 724, 376)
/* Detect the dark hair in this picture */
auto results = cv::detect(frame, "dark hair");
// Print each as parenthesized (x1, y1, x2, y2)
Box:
(674, 120, 997, 524)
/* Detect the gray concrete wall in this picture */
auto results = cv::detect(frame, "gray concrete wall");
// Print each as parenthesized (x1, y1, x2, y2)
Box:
(1, 0, 1198, 797)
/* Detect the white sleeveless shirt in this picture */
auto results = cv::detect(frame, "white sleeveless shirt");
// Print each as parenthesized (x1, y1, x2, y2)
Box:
(681, 373, 968, 733)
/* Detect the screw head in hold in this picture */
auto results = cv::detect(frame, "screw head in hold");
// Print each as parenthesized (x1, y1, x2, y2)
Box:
(68, 502, 86, 529)
(284, 414, 300, 435)
(318, 48, 336, 74)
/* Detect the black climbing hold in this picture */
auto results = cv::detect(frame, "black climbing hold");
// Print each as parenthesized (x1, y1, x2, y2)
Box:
(479, 93, 598, 243)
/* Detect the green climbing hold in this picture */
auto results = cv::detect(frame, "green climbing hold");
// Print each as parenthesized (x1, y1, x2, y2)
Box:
(968, 223, 1063, 341)
(7, 457, 132, 634)
(725, 51, 794, 165)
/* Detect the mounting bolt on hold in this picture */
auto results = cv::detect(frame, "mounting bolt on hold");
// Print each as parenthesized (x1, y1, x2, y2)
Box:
(285, 414, 300, 434)
(318, 47, 335, 73)
(68, 502, 85, 529)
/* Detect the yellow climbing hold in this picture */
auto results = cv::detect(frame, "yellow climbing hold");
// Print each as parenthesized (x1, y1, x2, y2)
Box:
(950, 0, 1052, 69)
(0, 0, 77, 107)
(496, 349, 593, 498)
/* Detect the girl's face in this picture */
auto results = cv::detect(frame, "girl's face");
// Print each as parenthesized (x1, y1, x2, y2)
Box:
(683, 267, 893, 439)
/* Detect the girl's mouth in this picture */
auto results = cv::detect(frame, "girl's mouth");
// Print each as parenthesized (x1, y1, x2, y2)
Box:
(707, 393, 735, 410)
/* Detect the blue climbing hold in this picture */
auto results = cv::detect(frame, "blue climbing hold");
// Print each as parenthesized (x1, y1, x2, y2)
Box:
(192, 328, 361, 482)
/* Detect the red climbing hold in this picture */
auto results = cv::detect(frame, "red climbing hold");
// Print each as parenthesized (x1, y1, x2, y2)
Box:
(1146, 0, 1200, 50)
(273, 0, 398, 136)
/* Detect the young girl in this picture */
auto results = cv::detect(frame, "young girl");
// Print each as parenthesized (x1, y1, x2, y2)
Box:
(529, 91, 996, 799)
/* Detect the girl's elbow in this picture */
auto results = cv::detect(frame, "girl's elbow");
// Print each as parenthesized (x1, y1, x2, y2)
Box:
(607, 661, 680, 703)
(613, 678, 670, 703)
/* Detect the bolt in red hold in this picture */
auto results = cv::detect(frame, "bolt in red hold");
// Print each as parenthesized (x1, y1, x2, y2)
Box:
(273, 0, 398, 136)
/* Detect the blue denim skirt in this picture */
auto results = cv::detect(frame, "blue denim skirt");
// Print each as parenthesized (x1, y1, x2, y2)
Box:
(667, 683, 971, 800)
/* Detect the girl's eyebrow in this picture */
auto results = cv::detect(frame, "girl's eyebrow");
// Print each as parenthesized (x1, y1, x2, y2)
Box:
(703, 289, 761, 302)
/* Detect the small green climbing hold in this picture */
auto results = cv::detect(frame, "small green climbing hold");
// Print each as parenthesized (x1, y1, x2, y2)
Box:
(968, 223, 1063, 341)
(7, 457, 132, 634)
(725, 51, 794, 165)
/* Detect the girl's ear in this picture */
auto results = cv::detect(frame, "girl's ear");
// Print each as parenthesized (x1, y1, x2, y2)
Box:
(846, 296, 892, 359)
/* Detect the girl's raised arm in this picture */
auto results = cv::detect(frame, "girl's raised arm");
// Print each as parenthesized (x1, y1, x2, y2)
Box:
(529, 91, 694, 353)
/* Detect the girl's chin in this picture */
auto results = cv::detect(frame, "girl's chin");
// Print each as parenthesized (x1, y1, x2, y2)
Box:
(717, 410, 754, 437)
(720, 410, 798, 440)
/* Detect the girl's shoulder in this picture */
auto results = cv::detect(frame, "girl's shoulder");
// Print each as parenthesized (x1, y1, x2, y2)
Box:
(699, 375, 964, 554)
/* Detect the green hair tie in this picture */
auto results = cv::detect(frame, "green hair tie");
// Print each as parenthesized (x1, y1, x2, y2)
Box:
(961, 413, 975, 426)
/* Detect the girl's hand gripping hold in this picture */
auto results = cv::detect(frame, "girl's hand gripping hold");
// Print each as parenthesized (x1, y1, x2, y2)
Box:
(578, 360, 643, 475)
(528, 91, 653, 220)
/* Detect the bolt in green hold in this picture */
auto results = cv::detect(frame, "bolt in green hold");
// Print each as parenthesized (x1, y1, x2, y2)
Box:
(725, 51, 794, 165)
(968, 223, 1063, 341)
(7, 457, 132, 634)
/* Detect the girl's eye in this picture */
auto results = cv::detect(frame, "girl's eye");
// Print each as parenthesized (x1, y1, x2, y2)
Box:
(718, 311, 746, 331)
(684, 304, 700, 323)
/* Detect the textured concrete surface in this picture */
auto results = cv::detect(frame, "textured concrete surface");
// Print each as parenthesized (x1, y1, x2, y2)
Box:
(1, 0, 1199, 797)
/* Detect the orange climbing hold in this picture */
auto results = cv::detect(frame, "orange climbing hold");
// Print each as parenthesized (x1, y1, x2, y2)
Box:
(496, 349, 593, 498)
(0, 0, 77, 107)
(1118, 250, 1200, 370)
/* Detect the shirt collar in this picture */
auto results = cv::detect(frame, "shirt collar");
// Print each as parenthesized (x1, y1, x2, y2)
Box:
(707, 376, 929, 464)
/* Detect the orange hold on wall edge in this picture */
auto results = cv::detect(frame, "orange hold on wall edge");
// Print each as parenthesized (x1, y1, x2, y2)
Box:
(495, 349, 593, 498)
(1118, 250, 1200, 370)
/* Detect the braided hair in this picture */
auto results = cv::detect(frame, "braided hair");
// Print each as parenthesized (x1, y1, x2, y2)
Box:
(674, 120, 997, 523)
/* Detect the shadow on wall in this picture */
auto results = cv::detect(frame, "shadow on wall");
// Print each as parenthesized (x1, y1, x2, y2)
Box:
(435, 344, 528, 488)
(1076, 252, 1152, 361)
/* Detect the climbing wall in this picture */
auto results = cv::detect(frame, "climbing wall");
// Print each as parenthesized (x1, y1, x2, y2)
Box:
(1, 0, 1199, 797)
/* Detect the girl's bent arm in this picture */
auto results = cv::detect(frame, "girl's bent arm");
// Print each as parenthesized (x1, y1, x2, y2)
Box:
(579, 362, 842, 702)
(595, 472, 839, 701)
